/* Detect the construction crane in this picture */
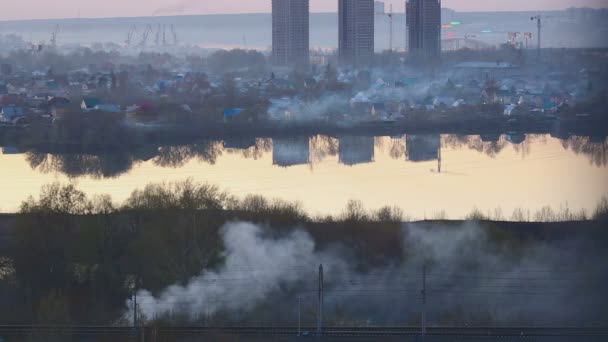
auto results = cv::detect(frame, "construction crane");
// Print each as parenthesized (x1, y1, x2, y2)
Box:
(155, 24, 162, 46)
(171, 25, 179, 46)
(139, 25, 153, 48)
(387, 4, 394, 52)
(50, 25, 60, 48)
(375, 3, 394, 52)
(125, 25, 137, 48)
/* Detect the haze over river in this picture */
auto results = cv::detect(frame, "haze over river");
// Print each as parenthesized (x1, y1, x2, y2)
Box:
(1, 134, 606, 218)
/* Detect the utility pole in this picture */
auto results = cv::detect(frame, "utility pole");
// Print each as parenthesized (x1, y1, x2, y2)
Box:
(531, 15, 541, 58)
(388, 4, 394, 52)
(317, 264, 324, 337)
(421, 265, 427, 341)
(437, 145, 442, 174)
(133, 291, 138, 329)
(298, 296, 302, 337)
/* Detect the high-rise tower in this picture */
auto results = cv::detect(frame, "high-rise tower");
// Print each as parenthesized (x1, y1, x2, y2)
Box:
(272, 0, 310, 66)
(339, 0, 375, 67)
(406, 0, 441, 64)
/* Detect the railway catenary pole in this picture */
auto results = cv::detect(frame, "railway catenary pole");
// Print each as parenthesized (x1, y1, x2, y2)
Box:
(298, 295, 302, 337)
(133, 291, 138, 329)
(317, 264, 324, 337)
(421, 265, 427, 341)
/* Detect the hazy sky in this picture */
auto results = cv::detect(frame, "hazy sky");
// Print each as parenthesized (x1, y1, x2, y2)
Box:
(1, 0, 606, 21)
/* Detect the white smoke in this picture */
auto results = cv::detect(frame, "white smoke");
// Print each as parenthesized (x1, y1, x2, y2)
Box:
(128, 221, 606, 325)
(133, 221, 347, 320)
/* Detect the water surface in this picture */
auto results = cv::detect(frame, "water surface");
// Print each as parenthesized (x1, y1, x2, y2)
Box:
(0, 134, 606, 219)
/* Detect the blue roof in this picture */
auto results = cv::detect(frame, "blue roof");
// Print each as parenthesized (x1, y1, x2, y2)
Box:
(95, 104, 121, 113)
(1, 107, 25, 119)
(224, 108, 244, 117)
(82, 97, 102, 109)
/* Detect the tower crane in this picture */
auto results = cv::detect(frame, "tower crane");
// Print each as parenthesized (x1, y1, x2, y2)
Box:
(50, 25, 60, 48)
(139, 25, 153, 48)
(171, 25, 179, 46)
(375, 2, 394, 52)
(155, 24, 162, 46)
(125, 25, 137, 48)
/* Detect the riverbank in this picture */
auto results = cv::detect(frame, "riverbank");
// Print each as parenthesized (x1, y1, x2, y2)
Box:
(0, 207, 606, 327)
(1, 112, 606, 154)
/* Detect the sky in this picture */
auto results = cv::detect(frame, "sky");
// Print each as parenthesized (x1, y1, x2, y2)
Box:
(0, 0, 607, 21)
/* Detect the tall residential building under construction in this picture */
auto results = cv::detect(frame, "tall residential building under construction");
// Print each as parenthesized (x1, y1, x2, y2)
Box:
(339, 0, 375, 67)
(406, 0, 441, 64)
(272, 0, 310, 67)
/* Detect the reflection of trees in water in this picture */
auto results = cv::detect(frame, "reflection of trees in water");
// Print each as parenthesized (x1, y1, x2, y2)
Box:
(510, 134, 550, 158)
(372, 137, 407, 160)
(26, 152, 135, 179)
(388, 136, 407, 160)
(154, 141, 224, 168)
(510, 136, 531, 159)
(442, 135, 508, 158)
(561, 136, 608, 167)
(225, 138, 273, 160)
(310, 135, 339, 164)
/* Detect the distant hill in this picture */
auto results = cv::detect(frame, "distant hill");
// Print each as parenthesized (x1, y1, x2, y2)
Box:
(0, 10, 606, 51)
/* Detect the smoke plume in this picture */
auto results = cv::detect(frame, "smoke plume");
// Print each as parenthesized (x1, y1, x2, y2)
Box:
(129, 221, 607, 326)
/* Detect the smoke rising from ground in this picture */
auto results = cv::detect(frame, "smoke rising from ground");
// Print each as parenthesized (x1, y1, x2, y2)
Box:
(130, 221, 607, 325)
(134, 222, 348, 320)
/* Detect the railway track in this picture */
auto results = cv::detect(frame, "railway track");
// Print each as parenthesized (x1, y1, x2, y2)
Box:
(1, 326, 607, 337)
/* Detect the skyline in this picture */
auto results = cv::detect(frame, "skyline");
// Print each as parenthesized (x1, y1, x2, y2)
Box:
(0, 0, 607, 21)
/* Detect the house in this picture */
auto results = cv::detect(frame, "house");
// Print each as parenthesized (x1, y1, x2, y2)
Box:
(81, 98, 102, 111)
(504, 104, 518, 116)
(94, 104, 121, 113)
(0, 94, 19, 106)
(223, 108, 244, 122)
(371, 103, 387, 118)
(497, 89, 514, 104)
(0, 106, 26, 124)
(48, 97, 71, 118)
(433, 96, 456, 107)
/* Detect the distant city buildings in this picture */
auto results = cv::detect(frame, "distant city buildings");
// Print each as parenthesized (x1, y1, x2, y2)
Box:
(339, 0, 375, 67)
(406, 0, 441, 65)
(272, 0, 310, 67)
(406, 135, 440, 162)
(374, 1, 385, 14)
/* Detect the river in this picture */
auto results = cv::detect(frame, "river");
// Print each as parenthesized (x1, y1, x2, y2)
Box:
(0, 133, 606, 219)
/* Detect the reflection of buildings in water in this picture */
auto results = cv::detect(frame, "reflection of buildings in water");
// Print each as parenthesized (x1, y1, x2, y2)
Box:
(272, 136, 311, 167)
(338, 136, 375, 166)
(1, 146, 20, 155)
(223, 137, 257, 150)
(506, 134, 527, 145)
(406, 135, 441, 162)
